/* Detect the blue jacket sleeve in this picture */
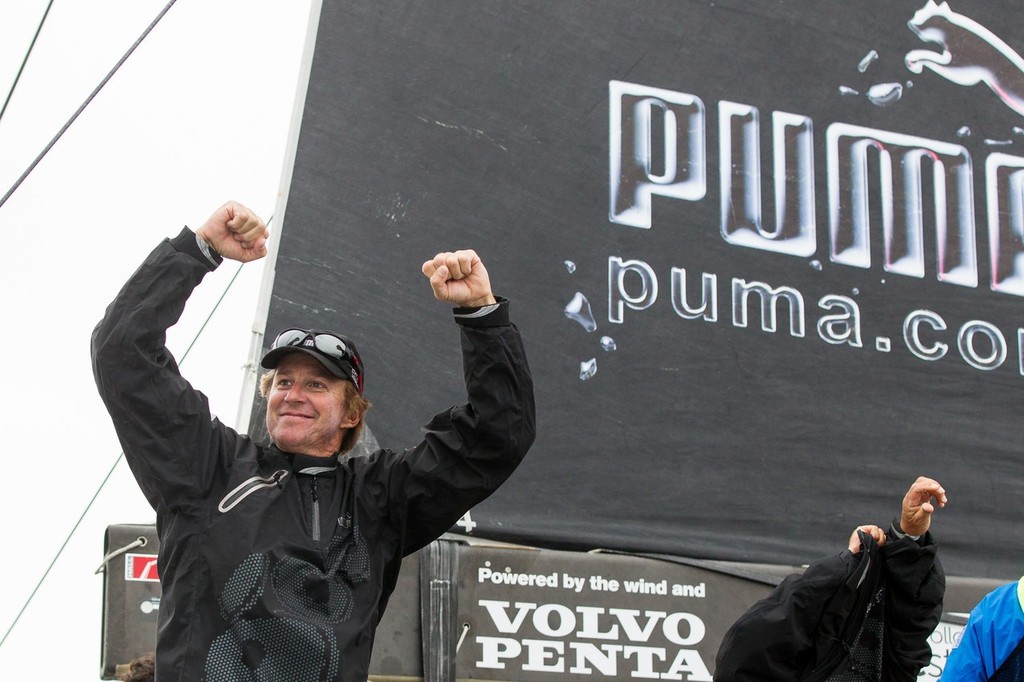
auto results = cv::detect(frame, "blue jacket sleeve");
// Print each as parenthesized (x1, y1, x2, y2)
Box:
(941, 580, 1024, 681)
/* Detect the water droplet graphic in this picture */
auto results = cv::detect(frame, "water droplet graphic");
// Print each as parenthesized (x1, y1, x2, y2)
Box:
(838, 85, 860, 96)
(852, 287, 860, 296)
(857, 50, 878, 73)
(956, 126, 972, 138)
(867, 82, 903, 107)
(564, 260, 576, 274)
(564, 292, 597, 332)
(1013, 126, 1024, 137)
(809, 260, 823, 271)
(600, 336, 617, 351)
(579, 358, 597, 381)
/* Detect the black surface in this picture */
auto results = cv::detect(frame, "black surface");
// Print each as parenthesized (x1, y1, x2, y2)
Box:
(262, 0, 1024, 579)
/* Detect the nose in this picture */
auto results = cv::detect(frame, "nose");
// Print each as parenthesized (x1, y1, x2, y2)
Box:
(283, 383, 307, 402)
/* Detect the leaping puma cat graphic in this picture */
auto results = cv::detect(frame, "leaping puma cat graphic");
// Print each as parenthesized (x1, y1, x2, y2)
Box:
(905, 0, 1024, 117)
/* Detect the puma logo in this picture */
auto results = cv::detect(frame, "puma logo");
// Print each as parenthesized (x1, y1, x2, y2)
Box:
(905, 0, 1024, 117)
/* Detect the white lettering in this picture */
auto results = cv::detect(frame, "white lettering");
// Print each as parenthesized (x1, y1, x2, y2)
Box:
(476, 636, 520, 669)
(662, 612, 705, 646)
(671, 267, 718, 321)
(904, 310, 948, 361)
(607, 83, 1024, 297)
(624, 645, 665, 679)
(533, 604, 576, 638)
(719, 102, 816, 256)
(609, 81, 707, 228)
(827, 122, 976, 287)
(569, 642, 623, 674)
(609, 256, 659, 323)
(476, 568, 558, 588)
(732, 278, 806, 336)
(522, 638, 564, 672)
(607, 608, 665, 642)
(662, 649, 714, 680)
(957, 320, 1007, 370)
(986, 153, 1024, 295)
(577, 606, 618, 639)
(562, 573, 587, 592)
(478, 600, 532, 634)
(817, 295, 863, 347)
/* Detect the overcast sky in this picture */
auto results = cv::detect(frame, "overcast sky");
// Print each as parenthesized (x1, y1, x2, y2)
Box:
(0, 1, 315, 678)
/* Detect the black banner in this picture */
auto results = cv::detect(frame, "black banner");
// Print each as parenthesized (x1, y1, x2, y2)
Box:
(261, 0, 1024, 579)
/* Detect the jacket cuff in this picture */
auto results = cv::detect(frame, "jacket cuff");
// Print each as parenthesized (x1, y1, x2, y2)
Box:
(169, 226, 222, 269)
(889, 519, 922, 543)
(454, 297, 510, 327)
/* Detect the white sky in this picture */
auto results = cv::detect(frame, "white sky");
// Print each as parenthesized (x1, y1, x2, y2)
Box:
(0, 1, 316, 678)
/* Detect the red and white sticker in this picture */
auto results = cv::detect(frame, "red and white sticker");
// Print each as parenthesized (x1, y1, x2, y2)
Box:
(124, 553, 160, 582)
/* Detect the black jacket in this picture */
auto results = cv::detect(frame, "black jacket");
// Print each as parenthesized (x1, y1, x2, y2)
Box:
(91, 229, 536, 681)
(714, 527, 944, 681)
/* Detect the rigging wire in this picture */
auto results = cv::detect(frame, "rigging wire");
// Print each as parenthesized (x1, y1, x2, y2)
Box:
(0, 214, 271, 649)
(0, 0, 55, 126)
(0, 0, 180, 211)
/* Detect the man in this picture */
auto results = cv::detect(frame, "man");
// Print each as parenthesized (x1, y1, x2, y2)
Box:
(91, 201, 536, 680)
(940, 576, 1024, 680)
(714, 476, 947, 681)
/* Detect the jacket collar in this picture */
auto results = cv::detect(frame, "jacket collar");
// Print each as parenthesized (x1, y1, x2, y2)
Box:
(288, 451, 340, 475)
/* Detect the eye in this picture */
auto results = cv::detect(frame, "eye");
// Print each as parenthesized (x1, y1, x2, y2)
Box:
(308, 381, 327, 390)
(274, 378, 294, 389)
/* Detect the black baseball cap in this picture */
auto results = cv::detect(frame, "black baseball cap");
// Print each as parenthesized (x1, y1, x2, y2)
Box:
(260, 328, 364, 394)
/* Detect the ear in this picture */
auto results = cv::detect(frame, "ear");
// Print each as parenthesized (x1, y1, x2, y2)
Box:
(340, 408, 362, 430)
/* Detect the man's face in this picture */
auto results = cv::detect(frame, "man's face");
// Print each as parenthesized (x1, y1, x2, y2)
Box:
(265, 353, 358, 457)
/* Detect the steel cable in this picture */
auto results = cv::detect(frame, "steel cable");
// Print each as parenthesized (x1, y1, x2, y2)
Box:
(0, 0, 180, 210)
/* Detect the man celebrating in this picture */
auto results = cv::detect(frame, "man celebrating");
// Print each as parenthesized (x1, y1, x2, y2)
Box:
(92, 201, 535, 680)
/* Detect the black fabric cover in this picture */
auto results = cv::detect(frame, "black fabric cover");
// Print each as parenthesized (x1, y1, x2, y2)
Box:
(262, 0, 1024, 578)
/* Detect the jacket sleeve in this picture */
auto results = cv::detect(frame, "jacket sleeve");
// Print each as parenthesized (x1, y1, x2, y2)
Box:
(879, 529, 945, 680)
(384, 299, 536, 555)
(91, 228, 237, 515)
(939, 580, 1024, 682)
(713, 551, 855, 681)
(939, 615, 990, 682)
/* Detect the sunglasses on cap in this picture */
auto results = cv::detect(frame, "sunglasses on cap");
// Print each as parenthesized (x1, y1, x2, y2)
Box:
(264, 328, 364, 394)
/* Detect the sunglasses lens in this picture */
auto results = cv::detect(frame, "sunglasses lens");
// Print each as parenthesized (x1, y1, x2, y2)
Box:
(313, 334, 349, 360)
(268, 329, 361, 392)
(273, 329, 309, 349)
